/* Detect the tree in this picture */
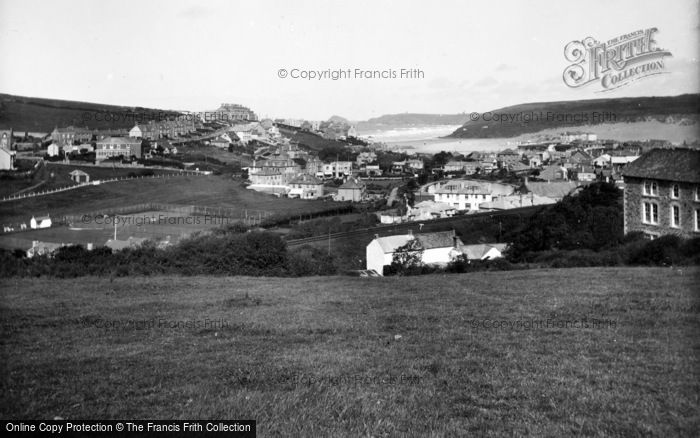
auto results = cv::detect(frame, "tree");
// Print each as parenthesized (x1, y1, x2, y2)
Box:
(388, 238, 424, 275)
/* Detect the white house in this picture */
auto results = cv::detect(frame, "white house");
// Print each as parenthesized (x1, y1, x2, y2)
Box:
(366, 230, 463, 275)
(432, 180, 514, 211)
(26, 240, 64, 258)
(30, 215, 52, 229)
(0, 146, 16, 170)
(433, 186, 492, 211)
(47, 143, 60, 157)
(407, 201, 456, 221)
(592, 154, 612, 167)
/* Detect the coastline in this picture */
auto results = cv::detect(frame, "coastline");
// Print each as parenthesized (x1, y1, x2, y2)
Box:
(358, 120, 700, 155)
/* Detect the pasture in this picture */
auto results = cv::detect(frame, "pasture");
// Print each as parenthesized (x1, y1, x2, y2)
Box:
(1, 267, 698, 436)
(0, 175, 345, 225)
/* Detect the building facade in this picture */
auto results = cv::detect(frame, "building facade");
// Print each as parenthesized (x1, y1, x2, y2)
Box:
(337, 178, 366, 202)
(96, 137, 143, 161)
(366, 231, 463, 275)
(621, 148, 700, 239)
(51, 127, 92, 146)
(288, 174, 324, 199)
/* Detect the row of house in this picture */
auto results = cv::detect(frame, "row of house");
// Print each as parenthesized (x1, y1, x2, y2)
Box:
(128, 119, 197, 141)
(50, 119, 198, 147)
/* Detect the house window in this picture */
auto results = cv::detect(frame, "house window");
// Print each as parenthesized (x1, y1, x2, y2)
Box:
(643, 180, 658, 196)
(643, 202, 658, 224)
(671, 205, 681, 228)
(696, 209, 700, 232)
(671, 184, 680, 199)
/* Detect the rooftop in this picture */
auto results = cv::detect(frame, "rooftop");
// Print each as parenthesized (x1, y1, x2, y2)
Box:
(339, 178, 365, 190)
(289, 174, 323, 185)
(372, 230, 462, 253)
(621, 148, 700, 183)
(97, 137, 141, 145)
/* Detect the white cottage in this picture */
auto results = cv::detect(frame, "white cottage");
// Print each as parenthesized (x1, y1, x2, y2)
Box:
(366, 230, 463, 275)
(30, 215, 52, 229)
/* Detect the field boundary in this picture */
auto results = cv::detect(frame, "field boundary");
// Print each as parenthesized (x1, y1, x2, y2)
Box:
(0, 172, 208, 203)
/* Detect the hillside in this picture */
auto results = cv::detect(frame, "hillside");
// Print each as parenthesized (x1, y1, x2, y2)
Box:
(0, 174, 339, 224)
(1, 267, 697, 436)
(357, 113, 470, 131)
(0, 93, 182, 133)
(448, 94, 700, 139)
(277, 126, 351, 152)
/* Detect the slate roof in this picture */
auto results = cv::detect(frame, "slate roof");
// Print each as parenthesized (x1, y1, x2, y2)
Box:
(97, 137, 140, 145)
(480, 194, 556, 209)
(460, 243, 508, 260)
(289, 174, 323, 185)
(373, 231, 462, 253)
(339, 178, 365, 190)
(498, 148, 519, 156)
(525, 181, 584, 200)
(621, 148, 700, 183)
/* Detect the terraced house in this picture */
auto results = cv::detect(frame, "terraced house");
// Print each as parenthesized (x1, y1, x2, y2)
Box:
(51, 126, 92, 146)
(621, 148, 700, 239)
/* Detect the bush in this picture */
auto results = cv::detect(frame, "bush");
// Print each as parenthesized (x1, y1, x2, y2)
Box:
(625, 235, 683, 266)
(287, 245, 337, 276)
(506, 182, 623, 261)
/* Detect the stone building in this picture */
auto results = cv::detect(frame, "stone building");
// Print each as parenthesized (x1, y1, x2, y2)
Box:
(621, 148, 700, 239)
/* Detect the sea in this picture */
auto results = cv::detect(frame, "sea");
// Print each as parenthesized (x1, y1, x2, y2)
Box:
(356, 120, 700, 155)
(356, 125, 523, 155)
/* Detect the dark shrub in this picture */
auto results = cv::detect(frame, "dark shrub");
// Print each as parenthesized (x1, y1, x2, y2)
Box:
(627, 235, 682, 266)
(287, 245, 337, 276)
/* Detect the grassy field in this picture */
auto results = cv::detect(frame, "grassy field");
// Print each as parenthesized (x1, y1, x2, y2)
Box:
(0, 162, 176, 199)
(0, 209, 237, 249)
(1, 267, 698, 436)
(0, 175, 345, 225)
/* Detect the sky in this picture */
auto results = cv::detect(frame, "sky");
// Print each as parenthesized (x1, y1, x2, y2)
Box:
(0, 0, 698, 121)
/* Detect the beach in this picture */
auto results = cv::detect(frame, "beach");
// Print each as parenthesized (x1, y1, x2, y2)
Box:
(358, 120, 700, 155)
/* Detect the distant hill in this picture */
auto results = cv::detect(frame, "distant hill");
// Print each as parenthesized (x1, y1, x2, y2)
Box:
(0, 93, 182, 133)
(327, 115, 350, 125)
(357, 113, 469, 131)
(448, 94, 700, 139)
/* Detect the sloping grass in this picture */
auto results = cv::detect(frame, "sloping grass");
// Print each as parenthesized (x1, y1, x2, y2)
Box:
(449, 93, 700, 139)
(0, 175, 342, 224)
(1, 267, 698, 436)
(0, 93, 180, 132)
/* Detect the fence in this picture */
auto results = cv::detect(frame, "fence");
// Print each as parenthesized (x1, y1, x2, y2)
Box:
(1, 172, 207, 203)
(60, 203, 273, 223)
(0, 202, 275, 240)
